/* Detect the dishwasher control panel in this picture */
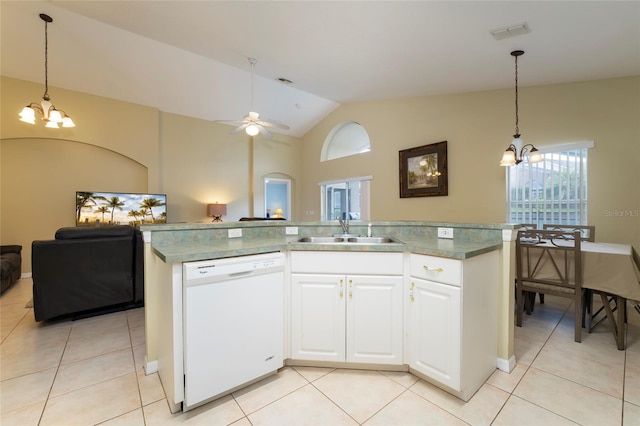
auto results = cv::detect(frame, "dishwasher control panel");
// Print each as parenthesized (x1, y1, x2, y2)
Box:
(183, 252, 285, 281)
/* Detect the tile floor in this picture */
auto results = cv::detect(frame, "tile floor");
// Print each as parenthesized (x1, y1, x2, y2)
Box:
(1, 277, 639, 425)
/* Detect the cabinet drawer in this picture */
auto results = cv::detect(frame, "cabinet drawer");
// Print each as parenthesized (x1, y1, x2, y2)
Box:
(291, 251, 403, 275)
(409, 254, 461, 286)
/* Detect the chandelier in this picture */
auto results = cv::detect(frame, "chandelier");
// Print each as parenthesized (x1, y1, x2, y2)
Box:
(499, 50, 540, 166)
(19, 13, 75, 128)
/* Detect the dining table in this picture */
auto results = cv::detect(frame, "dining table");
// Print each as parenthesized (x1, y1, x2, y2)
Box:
(521, 239, 640, 349)
(580, 242, 640, 301)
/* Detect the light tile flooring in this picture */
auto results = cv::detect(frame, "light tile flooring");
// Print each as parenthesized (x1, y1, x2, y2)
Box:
(1, 277, 639, 425)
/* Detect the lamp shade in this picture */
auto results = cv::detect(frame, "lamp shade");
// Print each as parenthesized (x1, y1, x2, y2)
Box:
(207, 203, 227, 217)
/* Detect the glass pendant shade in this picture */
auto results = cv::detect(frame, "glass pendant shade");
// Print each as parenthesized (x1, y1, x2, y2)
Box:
(499, 149, 517, 167)
(528, 147, 543, 163)
(48, 108, 62, 123)
(19, 106, 36, 124)
(62, 116, 75, 127)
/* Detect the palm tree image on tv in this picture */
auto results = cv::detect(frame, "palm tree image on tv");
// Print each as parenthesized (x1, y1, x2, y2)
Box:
(76, 191, 167, 226)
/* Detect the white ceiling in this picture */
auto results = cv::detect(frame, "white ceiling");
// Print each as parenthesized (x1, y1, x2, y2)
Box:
(2, 1, 639, 137)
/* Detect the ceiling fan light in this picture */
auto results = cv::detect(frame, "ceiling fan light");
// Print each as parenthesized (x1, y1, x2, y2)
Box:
(246, 124, 260, 136)
(19, 106, 36, 124)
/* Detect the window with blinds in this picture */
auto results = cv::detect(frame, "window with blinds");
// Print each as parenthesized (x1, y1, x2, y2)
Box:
(506, 142, 593, 227)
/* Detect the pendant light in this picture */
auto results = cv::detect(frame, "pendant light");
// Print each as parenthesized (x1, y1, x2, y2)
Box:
(19, 13, 75, 128)
(499, 50, 541, 166)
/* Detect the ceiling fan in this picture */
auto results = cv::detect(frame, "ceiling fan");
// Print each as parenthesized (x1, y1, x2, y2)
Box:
(216, 57, 290, 139)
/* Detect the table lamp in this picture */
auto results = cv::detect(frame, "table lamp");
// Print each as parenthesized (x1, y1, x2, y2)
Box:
(207, 203, 227, 222)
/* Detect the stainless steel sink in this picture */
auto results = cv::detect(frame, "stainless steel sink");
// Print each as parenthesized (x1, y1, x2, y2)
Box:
(295, 236, 403, 244)
(346, 237, 402, 244)
(296, 236, 346, 243)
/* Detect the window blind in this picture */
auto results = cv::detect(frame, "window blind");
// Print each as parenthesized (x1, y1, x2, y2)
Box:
(507, 142, 593, 227)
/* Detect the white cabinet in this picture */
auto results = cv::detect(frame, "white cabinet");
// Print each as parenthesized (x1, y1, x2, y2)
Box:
(290, 252, 404, 365)
(290, 273, 345, 362)
(407, 251, 498, 401)
(409, 277, 461, 389)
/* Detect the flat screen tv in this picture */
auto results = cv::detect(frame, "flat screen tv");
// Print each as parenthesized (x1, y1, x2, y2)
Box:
(76, 191, 167, 226)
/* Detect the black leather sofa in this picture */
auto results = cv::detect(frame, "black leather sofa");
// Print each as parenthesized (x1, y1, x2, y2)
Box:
(1, 245, 22, 294)
(31, 226, 144, 322)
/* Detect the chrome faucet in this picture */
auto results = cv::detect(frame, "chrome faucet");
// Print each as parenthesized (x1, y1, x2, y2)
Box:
(337, 215, 349, 235)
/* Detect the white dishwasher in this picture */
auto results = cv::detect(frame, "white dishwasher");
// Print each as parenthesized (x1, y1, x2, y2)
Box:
(182, 252, 285, 411)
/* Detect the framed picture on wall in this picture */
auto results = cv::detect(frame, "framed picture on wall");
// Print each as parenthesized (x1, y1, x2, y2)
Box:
(399, 141, 448, 198)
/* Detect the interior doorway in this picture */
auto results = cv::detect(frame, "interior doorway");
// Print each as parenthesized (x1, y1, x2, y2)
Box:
(264, 177, 291, 219)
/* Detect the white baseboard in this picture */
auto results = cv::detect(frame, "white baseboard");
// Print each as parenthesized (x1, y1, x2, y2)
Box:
(21, 272, 32, 279)
(145, 357, 158, 375)
(496, 355, 516, 373)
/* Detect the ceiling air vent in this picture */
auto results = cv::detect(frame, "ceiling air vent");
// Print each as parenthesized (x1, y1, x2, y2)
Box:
(490, 22, 531, 40)
(276, 77, 293, 84)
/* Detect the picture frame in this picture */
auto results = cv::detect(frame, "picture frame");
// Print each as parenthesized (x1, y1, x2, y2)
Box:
(399, 141, 448, 198)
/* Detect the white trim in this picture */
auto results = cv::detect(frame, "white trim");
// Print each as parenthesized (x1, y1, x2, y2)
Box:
(144, 357, 159, 375)
(537, 140, 594, 153)
(21, 272, 33, 279)
(318, 175, 373, 186)
(496, 355, 516, 373)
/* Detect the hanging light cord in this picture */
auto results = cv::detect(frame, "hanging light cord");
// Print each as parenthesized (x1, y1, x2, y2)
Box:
(514, 54, 519, 137)
(43, 17, 50, 101)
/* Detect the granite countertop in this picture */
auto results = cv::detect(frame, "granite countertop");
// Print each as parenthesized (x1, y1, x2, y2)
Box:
(151, 235, 502, 263)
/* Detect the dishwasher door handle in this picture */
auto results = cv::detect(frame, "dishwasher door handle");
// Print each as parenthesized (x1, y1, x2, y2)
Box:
(228, 270, 254, 279)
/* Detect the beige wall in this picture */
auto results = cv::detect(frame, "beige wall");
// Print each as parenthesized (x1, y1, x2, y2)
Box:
(159, 112, 302, 222)
(1, 77, 303, 272)
(300, 76, 640, 249)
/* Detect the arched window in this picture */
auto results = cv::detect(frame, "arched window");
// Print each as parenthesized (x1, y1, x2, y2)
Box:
(321, 121, 371, 162)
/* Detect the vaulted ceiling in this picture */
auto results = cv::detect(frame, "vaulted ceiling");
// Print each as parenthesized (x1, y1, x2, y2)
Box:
(2, 1, 638, 137)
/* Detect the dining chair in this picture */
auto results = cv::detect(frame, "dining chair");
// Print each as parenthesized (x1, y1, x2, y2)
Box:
(515, 229, 585, 343)
(515, 224, 540, 309)
(586, 289, 626, 349)
(542, 224, 595, 242)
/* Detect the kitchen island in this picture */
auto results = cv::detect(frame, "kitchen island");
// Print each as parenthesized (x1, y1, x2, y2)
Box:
(139, 221, 519, 412)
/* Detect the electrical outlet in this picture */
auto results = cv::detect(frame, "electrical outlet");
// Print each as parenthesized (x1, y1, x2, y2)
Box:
(285, 226, 299, 235)
(228, 228, 242, 238)
(437, 227, 454, 239)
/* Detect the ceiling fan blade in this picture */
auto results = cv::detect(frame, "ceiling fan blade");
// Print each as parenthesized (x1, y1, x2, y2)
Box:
(229, 122, 250, 134)
(260, 121, 290, 130)
(258, 125, 273, 139)
(215, 119, 247, 126)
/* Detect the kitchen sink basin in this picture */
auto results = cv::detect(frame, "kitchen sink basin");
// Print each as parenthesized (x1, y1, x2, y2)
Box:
(295, 236, 403, 244)
(346, 237, 402, 244)
(296, 236, 346, 243)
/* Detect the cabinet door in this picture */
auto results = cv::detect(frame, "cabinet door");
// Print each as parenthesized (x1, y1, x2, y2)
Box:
(290, 274, 345, 362)
(409, 277, 461, 390)
(346, 275, 403, 365)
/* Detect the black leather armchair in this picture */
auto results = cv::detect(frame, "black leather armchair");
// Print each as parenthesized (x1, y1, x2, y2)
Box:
(31, 226, 144, 322)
